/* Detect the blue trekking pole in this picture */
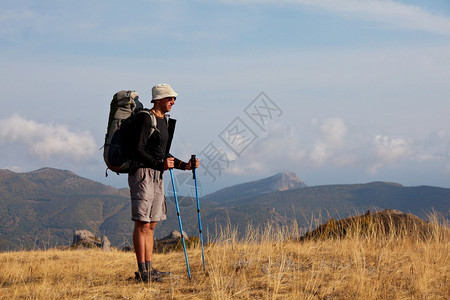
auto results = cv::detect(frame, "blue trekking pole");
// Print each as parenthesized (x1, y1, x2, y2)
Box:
(169, 168, 191, 280)
(191, 155, 206, 271)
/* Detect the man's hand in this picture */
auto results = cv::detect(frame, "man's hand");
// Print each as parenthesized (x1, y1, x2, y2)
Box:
(163, 157, 175, 170)
(186, 158, 200, 170)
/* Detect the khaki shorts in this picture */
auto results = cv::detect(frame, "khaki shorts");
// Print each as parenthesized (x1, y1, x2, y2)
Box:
(128, 168, 167, 223)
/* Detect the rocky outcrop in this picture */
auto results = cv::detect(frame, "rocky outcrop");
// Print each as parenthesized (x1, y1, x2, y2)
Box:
(153, 230, 199, 253)
(72, 230, 111, 251)
(159, 230, 189, 241)
(101, 235, 111, 251)
(300, 209, 445, 241)
(272, 171, 307, 191)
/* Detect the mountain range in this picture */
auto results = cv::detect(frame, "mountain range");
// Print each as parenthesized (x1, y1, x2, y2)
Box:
(0, 168, 449, 251)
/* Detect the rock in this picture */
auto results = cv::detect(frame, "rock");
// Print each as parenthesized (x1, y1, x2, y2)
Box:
(157, 230, 189, 242)
(168, 230, 189, 240)
(102, 235, 111, 251)
(154, 230, 192, 253)
(72, 230, 109, 250)
(73, 230, 96, 245)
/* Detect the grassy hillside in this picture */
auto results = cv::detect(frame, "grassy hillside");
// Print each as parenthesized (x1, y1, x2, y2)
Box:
(0, 168, 129, 250)
(1, 216, 448, 299)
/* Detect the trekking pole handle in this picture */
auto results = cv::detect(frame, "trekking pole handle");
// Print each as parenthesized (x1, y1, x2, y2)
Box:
(190, 154, 196, 179)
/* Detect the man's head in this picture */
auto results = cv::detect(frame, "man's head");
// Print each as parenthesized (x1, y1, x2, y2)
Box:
(151, 83, 178, 113)
(151, 83, 178, 103)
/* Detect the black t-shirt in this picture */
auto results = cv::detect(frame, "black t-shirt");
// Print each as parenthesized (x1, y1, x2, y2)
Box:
(129, 112, 168, 170)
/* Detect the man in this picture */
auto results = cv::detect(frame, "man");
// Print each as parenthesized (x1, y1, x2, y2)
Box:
(128, 83, 199, 283)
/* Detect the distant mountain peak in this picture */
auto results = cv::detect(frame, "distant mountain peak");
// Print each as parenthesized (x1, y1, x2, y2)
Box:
(203, 171, 306, 203)
(30, 167, 73, 175)
(31, 167, 60, 173)
(271, 171, 306, 191)
(0, 167, 128, 198)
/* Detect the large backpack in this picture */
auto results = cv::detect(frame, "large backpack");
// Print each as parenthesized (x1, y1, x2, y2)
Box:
(103, 90, 156, 175)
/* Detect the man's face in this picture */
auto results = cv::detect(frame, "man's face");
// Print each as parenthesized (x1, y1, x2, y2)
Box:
(158, 97, 176, 113)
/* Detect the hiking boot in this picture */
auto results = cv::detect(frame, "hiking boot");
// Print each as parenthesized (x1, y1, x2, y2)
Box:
(134, 271, 149, 283)
(150, 268, 172, 277)
(135, 271, 163, 283)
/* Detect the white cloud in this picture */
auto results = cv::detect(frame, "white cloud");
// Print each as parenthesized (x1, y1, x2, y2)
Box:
(369, 134, 412, 173)
(411, 130, 450, 165)
(321, 118, 347, 148)
(374, 135, 411, 163)
(310, 118, 347, 166)
(0, 115, 97, 161)
(224, 123, 307, 175)
(225, 118, 350, 175)
(310, 141, 330, 167)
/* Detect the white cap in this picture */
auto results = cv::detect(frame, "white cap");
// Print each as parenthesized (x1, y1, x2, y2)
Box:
(151, 83, 178, 102)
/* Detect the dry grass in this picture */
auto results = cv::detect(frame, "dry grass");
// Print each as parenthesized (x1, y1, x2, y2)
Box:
(1, 216, 449, 299)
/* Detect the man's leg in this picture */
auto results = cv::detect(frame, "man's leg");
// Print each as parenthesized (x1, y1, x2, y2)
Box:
(144, 221, 169, 279)
(133, 220, 150, 282)
(133, 220, 150, 263)
(145, 221, 157, 271)
(145, 221, 157, 262)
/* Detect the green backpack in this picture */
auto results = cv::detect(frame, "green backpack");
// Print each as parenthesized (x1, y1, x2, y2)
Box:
(103, 90, 156, 175)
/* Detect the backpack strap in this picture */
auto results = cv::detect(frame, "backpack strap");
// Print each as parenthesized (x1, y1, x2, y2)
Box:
(136, 109, 158, 138)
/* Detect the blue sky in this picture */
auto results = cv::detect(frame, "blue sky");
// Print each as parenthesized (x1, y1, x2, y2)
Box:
(1, 0, 450, 194)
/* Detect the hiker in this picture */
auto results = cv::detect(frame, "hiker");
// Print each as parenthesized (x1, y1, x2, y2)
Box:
(128, 83, 199, 283)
